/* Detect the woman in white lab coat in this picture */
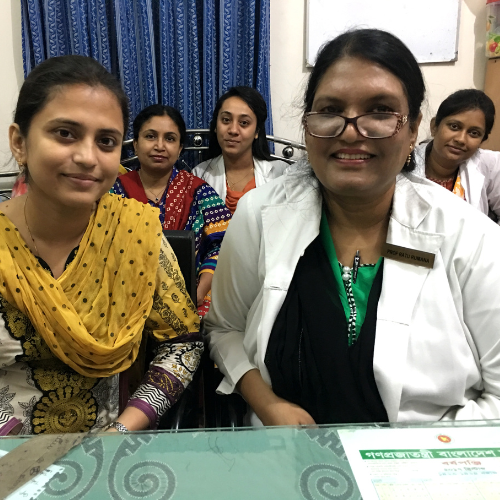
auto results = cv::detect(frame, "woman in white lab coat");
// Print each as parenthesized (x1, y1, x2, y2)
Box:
(414, 89, 500, 224)
(192, 86, 287, 214)
(205, 29, 500, 426)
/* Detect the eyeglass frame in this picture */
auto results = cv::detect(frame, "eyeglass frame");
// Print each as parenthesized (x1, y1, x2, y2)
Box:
(303, 111, 409, 139)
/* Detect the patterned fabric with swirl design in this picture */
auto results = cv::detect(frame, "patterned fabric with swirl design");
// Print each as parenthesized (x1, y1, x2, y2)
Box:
(112, 167, 232, 278)
(0, 236, 203, 435)
(21, 0, 272, 137)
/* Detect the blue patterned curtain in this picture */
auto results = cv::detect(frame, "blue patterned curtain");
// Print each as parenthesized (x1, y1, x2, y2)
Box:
(21, 0, 273, 138)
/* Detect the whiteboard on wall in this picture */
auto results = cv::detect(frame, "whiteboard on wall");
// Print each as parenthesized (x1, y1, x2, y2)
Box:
(306, 0, 461, 66)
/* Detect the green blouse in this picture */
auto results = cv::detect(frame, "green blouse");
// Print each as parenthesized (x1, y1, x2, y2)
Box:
(320, 210, 383, 346)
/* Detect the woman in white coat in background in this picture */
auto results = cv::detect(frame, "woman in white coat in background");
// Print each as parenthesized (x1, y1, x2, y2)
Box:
(205, 29, 500, 427)
(414, 89, 500, 224)
(192, 86, 287, 214)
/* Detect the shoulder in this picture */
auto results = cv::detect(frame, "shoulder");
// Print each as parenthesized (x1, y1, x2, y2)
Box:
(117, 169, 138, 180)
(238, 160, 318, 216)
(254, 158, 289, 178)
(104, 192, 155, 216)
(412, 143, 428, 177)
(189, 178, 230, 214)
(399, 173, 500, 241)
(0, 195, 25, 224)
(192, 156, 223, 179)
(468, 149, 500, 176)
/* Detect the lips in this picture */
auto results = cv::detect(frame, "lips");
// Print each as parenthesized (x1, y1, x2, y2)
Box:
(64, 174, 98, 181)
(332, 149, 374, 160)
(334, 153, 372, 160)
(63, 173, 99, 188)
(150, 155, 167, 161)
(446, 144, 466, 154)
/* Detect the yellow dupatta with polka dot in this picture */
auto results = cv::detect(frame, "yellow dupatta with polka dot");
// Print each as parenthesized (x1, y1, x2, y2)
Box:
(0, 193, 164, 378)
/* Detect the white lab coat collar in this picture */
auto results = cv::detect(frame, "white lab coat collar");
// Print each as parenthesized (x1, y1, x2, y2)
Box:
(458, 151, 486, 211)
(195, 155, 282, 201)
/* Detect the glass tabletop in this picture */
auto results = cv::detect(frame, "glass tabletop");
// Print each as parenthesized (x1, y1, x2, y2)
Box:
(1, 420, 500, 499)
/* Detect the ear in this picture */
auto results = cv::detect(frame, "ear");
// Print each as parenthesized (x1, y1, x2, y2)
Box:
(255, 128, 259, 140)
(9, 123, 27, 165)
(133, 139, 138, 153)
(430, 117, 437, 137)
(409, 112, 422, 146)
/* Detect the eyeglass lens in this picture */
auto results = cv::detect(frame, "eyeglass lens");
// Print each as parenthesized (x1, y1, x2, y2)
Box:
(307, 113, 400, 139)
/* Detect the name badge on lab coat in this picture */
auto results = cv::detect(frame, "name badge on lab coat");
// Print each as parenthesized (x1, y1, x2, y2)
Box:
(382, 243, 435, 269)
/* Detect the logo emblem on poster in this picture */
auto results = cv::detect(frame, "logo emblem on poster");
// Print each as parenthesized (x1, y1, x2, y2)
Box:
(437, 435, 451, 443)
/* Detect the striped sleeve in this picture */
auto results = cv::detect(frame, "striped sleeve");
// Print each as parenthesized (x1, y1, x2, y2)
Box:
(187, 184, 232, 275)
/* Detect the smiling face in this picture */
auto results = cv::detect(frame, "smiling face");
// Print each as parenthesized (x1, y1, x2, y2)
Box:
(133, 114, 183, 175)
(216, 96, 258, 160)
(10, 84, 124, 209)
(305, 56, 420, 202)
(430, 109, 486, 170)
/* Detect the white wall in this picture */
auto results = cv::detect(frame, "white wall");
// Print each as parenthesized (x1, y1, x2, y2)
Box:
(270, 0, 488, 155)
(0, 0, 488, 165)
(0, 0, 23, 171)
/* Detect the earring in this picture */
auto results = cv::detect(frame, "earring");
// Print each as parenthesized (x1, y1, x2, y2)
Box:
(405, 145, 413, 167)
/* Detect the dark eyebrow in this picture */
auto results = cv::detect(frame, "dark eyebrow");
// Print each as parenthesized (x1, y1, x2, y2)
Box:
(99, 128, 123, 136)
(47, 118, 81, 128)
(220, 110, 253, 119)
(313, 93, 403, 108)
(364, 94, 403, 106)
(142, 128, 178, 137)
(47, 118, 122, 136)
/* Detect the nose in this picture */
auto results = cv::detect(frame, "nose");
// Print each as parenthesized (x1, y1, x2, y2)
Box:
(339, 121, 364, 142)
(154, 137, 166, 151)
(227, 120, 238, 135)
(454, 129, 466, 145)
(73, 138, 98, 168)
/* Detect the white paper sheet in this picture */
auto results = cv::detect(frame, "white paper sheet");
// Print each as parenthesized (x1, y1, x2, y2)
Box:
(338, 426, 500, 500)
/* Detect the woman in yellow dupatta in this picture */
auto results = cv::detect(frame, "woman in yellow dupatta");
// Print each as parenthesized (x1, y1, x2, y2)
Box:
(0, 55, 202, 436)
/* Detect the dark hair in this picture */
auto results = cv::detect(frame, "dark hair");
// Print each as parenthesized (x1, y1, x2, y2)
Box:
(434, 89, 495, 142)
(304, 29, 425, 171)
(207, 86, 272, 161)
(133, 104, 186, 147)
(14, 55, 129, 136)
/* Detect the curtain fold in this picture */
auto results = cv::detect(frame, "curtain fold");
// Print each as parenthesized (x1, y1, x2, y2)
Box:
(21, 0, 273, 138)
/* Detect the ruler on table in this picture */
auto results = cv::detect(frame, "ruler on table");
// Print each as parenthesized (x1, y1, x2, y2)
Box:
(0, 432, 86, 499)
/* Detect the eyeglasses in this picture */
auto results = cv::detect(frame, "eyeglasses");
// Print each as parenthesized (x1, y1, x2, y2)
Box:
(303, 112, 408, 139)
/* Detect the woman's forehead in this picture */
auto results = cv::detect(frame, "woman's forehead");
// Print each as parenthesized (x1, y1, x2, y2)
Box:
(441, 108, 486, 128)
(219, 96, 256, 118)
(140, 114, 180, 134)
(313, 57, 408, 106)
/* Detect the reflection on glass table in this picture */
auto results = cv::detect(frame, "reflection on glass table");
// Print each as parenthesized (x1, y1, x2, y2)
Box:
(1, 420, 500, 500)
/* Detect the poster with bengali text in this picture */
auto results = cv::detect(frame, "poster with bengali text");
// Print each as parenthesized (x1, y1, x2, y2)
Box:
(338, 425, 500, 500)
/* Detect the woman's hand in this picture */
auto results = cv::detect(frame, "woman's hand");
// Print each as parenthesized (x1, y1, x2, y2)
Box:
(106, 406, 150, 432)
(237, 369, 316, 426)
(197, 272, 213, 307)
(258, 398, 316, 427)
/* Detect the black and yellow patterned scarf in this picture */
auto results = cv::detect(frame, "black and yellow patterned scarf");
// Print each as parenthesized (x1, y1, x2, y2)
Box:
(0, 193, 167, 378)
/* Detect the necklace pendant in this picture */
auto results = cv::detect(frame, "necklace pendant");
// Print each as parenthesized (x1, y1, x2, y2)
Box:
(352, 250, 361, 284)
